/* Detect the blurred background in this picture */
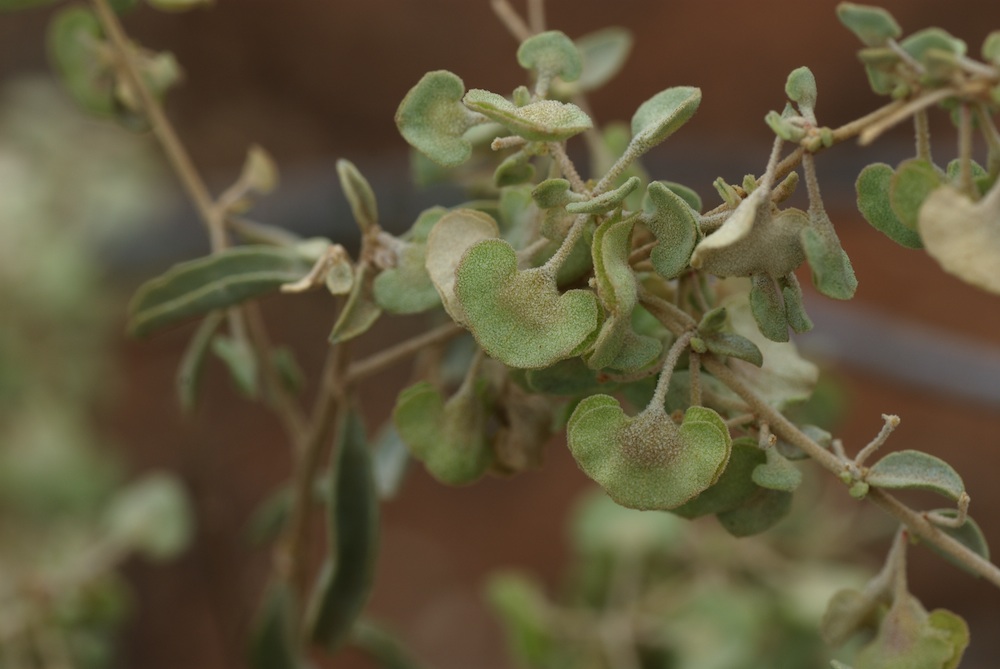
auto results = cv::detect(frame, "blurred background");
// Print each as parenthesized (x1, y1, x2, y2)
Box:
(2, 0, 1000, 667)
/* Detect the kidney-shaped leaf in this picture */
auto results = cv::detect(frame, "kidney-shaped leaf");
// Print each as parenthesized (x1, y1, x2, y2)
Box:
(629, 86, 701, 153)
(568, 396, 731, 510)
(128, 246, 313, 337)
(455, 239, 599, 369)
(308, 410, 379, 652)
(463, 89, 592, 142)
(395, 70, 477, 167)
(865, 450, 965, 501)
(918, 183, 1000, 295)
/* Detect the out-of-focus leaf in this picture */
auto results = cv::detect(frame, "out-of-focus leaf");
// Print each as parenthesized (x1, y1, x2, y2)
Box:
(104, 472, 193, 560)
(128, 246, 313, 337)
(0, 0, 60, 11)
(351, 619, 425, 669)
(47, 6, 115, 116)
(716, 486, 793, 537)
(249, 581, 300, 669)
(176, 310, 224, 412)
(211, 334, 259, 399)
(146, 0, 213, 11)
(918, 183, 1000, 295)
(308, 410, 379, 652)
(923, 510, 991, 576)
(836, 3, 901, 47)
(487, 572, 556, 667)
(337, 159, 379, 232)
(371, 423, 411, 500)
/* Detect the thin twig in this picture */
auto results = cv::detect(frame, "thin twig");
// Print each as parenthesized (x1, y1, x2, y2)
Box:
(243, 303, 309, 442)
(345, 322, 465, 387)
(90, 0, 227, 252)
(854, 414, 900, 468)
(490, 0, 532, 42)
(549, 142, 588, 193)
(703, 355, 1000, 588)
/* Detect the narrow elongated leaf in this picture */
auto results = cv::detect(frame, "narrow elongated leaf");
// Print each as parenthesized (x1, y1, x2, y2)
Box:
(351, 620, 425, 669)
(865, 450, 965, 501)
(309, 410, 379, 652)
(176, 310, 224, 412)
(211, 334, 259, 398)
(128, 246, 312, 337)
(337, 159, 379, 232)
(249, 582, 300, 669)
(329, 263, 382, 344)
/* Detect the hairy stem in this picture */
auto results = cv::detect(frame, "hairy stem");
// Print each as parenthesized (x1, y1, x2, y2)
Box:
(703, 355, 1000, 588)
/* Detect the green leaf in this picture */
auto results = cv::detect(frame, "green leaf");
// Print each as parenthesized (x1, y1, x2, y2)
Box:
(47, 6, 115, 116)
(703, 332, 763, 367)
(493, 150, 536, 187)
(856, 163, 923, 249)
(658, 180, 702, 212)
(780, 275, 814, 334)
(785, 66, 817, 111)
(890, 158, 942, 231)
(463, 89, 592, 142)
(918, 183, 1000, 295)
(211, 334, 259, 398)
(486, 572, 555, 667)
(395, 70, 477, 167)
(751, 447, 802, 492)
(566, 176, 640, 215)
(901, 28, 967, 63)
(749, 273, 790, 343)
(425, 209, 500, 325)
(836, 3, 902, 47)
(523, 357, 612, 396)
(588, 215, 662, 372)
(854, 595, 965, 669)
(351, 620, 426, 669)
(716, 485, 793, 537)
(571, 490, 683, 554)
(392, 381, 493, 485)
(249, 582, 300, 669)
(532, 178, 578, 209)
(672, 438, 766, 519)
(176, 311, 224, 412)
(924, 510, 991, 575)
(800, 208, 858, 300)
(567, 397, 732, 511)
(690, 189, 808, 280)
(983, 31, 1000, 65)
(565, 27, 633, 93)
(308, 410, 379, 652)
(455, 239, 599, 369)
(329, 263, 382, 344)
(629, 86, 701, 153)
(104, 473, 193, 560)
(146, 0, 212, 11)
(517, 30, 582, 83)
(337, 159, 379, 232)
(642, 181, 700, 279)
(373, 241, 440, 314)
(865, 450, 965, 501)
(128, 246, 313, 337)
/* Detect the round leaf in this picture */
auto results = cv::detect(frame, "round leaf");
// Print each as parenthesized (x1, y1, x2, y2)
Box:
(890, 158, 942, 231)
(104, 473, 193, 560)
(785, 66, 817, 111)
(455, 239, 599, 369)
(517, 30, 582, 83)
(629, 86, 701, 152)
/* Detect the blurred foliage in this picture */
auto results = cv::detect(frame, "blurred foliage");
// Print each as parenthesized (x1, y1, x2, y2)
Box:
(0, 78, 190, 668)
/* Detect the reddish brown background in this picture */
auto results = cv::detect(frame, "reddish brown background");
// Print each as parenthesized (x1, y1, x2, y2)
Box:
(3, 1, 1000, 667)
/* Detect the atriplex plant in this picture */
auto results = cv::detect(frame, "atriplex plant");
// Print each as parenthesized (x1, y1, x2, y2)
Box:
(4, 0, 1000, 666)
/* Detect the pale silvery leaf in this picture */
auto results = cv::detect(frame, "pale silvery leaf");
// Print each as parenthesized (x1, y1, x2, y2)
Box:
(918, 183, 1000, 295)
